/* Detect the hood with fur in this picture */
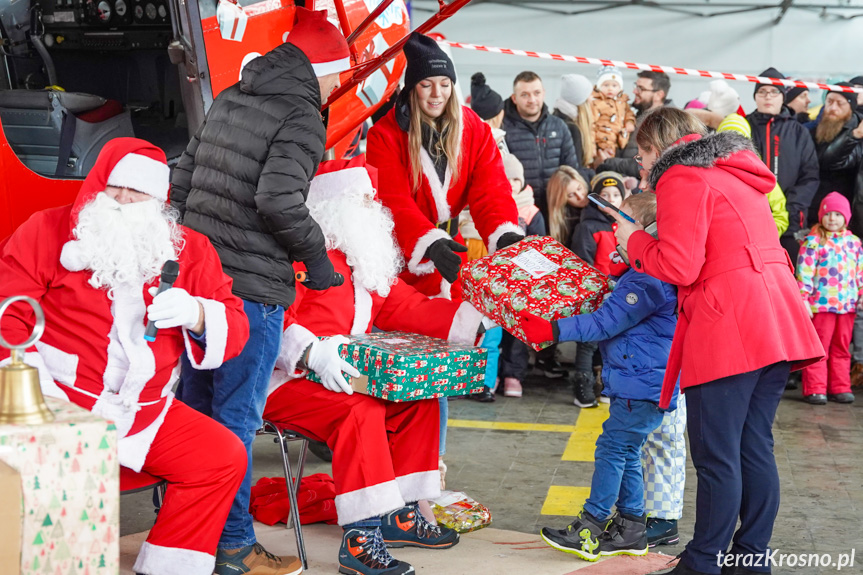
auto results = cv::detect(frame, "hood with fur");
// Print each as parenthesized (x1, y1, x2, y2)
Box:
(647, 131, 774, 194)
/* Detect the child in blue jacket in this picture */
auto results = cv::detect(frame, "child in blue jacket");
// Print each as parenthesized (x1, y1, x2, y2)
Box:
(519, 192, 680, 562)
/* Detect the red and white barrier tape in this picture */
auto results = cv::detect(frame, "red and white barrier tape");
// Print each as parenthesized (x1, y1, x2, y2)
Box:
(442, 41, 863, 93)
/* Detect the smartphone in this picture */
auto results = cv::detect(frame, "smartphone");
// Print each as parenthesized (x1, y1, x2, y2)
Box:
(588, 193, 637, 224)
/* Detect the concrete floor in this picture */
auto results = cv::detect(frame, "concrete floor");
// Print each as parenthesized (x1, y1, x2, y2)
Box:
(120, 365, 863, 575)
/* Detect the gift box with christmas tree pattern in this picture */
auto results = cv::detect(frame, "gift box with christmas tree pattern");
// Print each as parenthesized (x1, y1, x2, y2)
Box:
(307, 332, 487, 402)
(0, 397, 119, 575)
(461, 236, 611, 351)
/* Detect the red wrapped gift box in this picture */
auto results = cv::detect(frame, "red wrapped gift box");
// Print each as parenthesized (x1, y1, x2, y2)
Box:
(461, 236, 611, 350)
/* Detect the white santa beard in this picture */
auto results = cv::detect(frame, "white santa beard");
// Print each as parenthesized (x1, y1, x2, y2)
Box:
(72, 193, 183, 295)
(308, 196, 403, 297)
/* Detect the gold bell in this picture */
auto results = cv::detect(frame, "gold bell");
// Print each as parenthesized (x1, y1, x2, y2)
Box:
(0, 296, 54, 425)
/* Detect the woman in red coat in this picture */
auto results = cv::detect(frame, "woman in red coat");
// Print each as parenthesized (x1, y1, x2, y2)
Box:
(609, 108, 823, 575)
(366, 33, 522, 300)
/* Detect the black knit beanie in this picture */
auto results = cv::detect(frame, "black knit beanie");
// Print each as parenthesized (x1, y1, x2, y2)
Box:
(785, 84, 808, 105)
(828, 82, 858, 113)
(402, 32, 457, 96)
(591, 172, 625, 197)
(470, 73, 503, 120)
(754, 67, 787, 97)
(849, 76, 863, 86)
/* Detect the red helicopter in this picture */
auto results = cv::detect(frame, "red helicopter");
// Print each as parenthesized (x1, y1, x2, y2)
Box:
(0, 0, 471, 239)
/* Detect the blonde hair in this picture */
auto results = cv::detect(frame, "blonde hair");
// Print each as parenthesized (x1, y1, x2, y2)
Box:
(408, 89, 462, 194)
(575, 103, 595, 166)
(546, 165, 588, 244)
(635, 107, 708, 154)
(809, 222, 847, 245)
(622, 192, 657, 227)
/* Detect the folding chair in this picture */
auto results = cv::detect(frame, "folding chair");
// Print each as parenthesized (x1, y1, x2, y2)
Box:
(257, 420, 310, 570)
(119, 466, 167, 512)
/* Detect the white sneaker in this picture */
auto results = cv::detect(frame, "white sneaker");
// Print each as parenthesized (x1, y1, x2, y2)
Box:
(503, 377, 523, 397)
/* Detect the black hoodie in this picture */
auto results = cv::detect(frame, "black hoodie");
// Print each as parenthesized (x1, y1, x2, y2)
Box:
(171, 42, 328, 307)
(570, 202, 630, 277)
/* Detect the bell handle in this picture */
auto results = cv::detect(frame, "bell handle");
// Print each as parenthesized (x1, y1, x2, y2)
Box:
(0, 296, 46, 362)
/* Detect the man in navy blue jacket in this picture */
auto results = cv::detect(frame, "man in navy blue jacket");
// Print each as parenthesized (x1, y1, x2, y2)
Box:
(520, 193, 680, 563)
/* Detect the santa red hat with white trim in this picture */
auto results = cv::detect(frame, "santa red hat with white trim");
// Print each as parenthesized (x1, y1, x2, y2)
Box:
(286, 8, 351, 77)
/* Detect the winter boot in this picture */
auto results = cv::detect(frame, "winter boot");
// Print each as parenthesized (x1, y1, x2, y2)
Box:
(828, 392, 855, 403)
(572, 371, 598, 408)
(539, 509, 609, 561)
(598, 512, 648, 557)
(338, 527, 414, 575)
(379, 504, 459, 549)
(648, 556, 712, 574)
(535, 356, 567, 379)
(215, 543, 303, 575)
(646, 517, 679, 547)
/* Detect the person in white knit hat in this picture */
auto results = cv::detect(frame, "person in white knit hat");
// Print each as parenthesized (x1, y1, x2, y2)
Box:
(589, 65, 636, 160)
(554, 74, 597, 167)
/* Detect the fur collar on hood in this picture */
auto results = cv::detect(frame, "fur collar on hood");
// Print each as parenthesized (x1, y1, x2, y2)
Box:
(647, 131, 757, 191)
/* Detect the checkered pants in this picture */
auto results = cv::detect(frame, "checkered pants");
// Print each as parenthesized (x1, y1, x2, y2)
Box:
(642, 395, 687, 520)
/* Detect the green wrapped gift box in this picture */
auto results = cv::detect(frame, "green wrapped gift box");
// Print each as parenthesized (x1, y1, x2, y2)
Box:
(307, 332, 488, 402)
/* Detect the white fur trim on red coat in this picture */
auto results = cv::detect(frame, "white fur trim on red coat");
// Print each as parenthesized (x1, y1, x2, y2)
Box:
(487, 222, 525, 255)
(118, 395, 173, 472)
(133, 540, 215, 575)
(311, 57, 352, 77)
(273, 323, 317, 379)
(182, 297, 228, 370)
(395, 470, 441, 504)
(448, 302, 483, 345)
(351, 284, 373, 335)
(334, 479, 406, 526)
(106, 153, 170, 201)
(0, 349, 69, 401)
(407, 228, 450, 276)
(419, 148, 452, 224)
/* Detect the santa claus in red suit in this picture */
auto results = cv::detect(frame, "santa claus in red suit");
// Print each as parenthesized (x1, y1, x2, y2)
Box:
(367, 33, 523, 300)
(264, 158, 484, 575)
(0, 138, 250, 575)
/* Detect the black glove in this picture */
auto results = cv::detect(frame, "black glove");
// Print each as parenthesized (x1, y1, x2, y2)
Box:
(302, 252, 343, 291)
(496, 232, 525, 251)
(425, 238, 467, 283)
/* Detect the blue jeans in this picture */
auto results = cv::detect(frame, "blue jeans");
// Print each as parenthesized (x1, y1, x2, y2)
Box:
(178, 299, 284, 549)
(482, 326, 502, 390)
(438, 397, 448, 456)
(584, 397, 664, 521)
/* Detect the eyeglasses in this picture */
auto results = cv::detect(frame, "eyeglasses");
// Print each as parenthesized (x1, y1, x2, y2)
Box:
(634, 155, 644, 168)
(633, 83, 656, 94)
(755, 89, 783, 98)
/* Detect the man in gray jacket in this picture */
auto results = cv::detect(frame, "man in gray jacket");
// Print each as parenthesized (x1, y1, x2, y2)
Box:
(170, 8, 348, 575)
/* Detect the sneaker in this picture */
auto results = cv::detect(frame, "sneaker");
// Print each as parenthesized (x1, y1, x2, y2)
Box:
(470, 388, 496, 402)
(308, 440, 333, 462)
(598, 512, 648, 557)
(380, 504, 459, 549)
(339, 527, 414, 575)
(539, 510, 608, 562)
(599, 396, 610, 404)
(648, 559, 711, 574)
(646, 518, 679, 547)
(804, 394, 827, 405)
(215, 543, 302, 575)
(828, 392, 855, 403)
(572, 371, 597, 408)
(503, 377, 523, 398)
(535, 357, 567, 379)
(785, 371, 801, 390)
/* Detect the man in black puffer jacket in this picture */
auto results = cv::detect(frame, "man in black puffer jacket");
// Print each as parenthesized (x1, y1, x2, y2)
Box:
(503, 71, 586, 221)
(746, 68, 820, 268)
(170, 9, 349, 575)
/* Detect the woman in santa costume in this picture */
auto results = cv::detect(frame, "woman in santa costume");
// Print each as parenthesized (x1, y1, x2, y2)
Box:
(366, 32, 523, 301)
(264, 159, 484, 575)
(0, 139, 256, 575)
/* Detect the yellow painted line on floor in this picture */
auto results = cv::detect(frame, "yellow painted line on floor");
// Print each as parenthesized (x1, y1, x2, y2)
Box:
(540, 485, 592, 516)
(447, 419, 577, 433)
(561, 403, 610, 462)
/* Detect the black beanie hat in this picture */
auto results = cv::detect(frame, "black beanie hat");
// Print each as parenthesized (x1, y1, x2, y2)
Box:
(828, 82, 858, 113)
(402, 32, 457, 96)
(470, 73, 503, 120)
(849, 76, 863, 86)
(785, 83, 808, 105)
(754, 67, 787, 97)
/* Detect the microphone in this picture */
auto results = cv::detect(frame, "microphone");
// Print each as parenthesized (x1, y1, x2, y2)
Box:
(144, 260, 180, 342)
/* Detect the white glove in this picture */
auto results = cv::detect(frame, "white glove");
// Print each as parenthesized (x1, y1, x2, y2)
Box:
(147, 287, 202, 330)
(306, 335, 360, 395)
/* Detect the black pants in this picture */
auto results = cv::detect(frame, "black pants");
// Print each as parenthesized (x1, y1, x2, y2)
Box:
(499, 331, 530, 380)
(683, 361, 790, 574)
(779, 234, 799, 273)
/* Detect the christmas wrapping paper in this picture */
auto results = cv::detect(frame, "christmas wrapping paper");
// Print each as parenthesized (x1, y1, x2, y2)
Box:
(308, 332, 487, 402)
(461, 236, 611, 350)
(0, 397, 119, 575)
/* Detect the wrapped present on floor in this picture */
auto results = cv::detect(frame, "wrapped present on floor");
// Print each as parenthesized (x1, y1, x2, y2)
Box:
(308, 332, 487, 402)
(461, 236, 611, 350)
(431, 491, 492, 533)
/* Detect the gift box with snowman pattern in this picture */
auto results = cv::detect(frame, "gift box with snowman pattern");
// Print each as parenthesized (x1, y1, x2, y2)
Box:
(461, 236, 611, 350)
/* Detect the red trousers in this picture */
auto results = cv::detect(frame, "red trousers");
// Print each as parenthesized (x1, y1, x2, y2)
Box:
(802, 312, 854, 396)
(132, 401, 247, 575)
(263, 379, 440, 526)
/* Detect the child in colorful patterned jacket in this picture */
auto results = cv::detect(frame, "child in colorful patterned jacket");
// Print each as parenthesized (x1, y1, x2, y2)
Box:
(796, 191, 862, 405)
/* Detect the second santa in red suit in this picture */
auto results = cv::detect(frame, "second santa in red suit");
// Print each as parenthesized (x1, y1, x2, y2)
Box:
(263, 158, 484, 575)
(366, 32, 522, 300)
